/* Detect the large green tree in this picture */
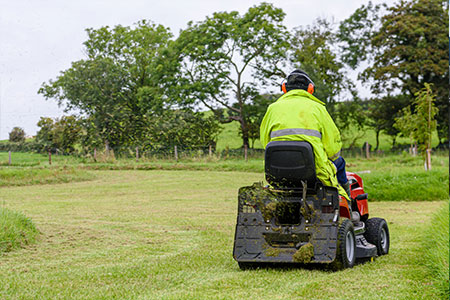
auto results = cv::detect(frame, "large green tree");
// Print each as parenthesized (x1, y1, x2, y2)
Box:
(341, 0, 449, 142)
(290, 18, 364, 143)
(39, 21, 177, 150)
(291, 18, 355, 109)
(175, 3, 290, 148)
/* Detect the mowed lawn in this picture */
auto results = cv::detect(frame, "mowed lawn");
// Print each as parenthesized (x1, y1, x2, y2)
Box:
(0, 170, 445, 299)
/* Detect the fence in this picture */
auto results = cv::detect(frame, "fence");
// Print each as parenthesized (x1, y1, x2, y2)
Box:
(1, 140, 448, 165)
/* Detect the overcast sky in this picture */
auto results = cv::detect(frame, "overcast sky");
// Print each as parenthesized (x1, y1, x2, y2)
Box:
(0, 0, 387, 139)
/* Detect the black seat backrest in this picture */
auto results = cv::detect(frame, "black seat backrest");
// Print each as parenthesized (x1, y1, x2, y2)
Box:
(264, 141, 316, 188)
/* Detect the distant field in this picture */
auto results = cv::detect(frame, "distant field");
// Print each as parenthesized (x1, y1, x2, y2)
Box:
(216, 121, 441, 151)
(0, 170, 446, 299)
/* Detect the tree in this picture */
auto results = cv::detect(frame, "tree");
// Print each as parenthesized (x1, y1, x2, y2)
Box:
(176, 3, 290, 148)
(9, 127, 25, 142)
(291, 18, 356, 111)
(357, 0, 448, 141)
(144, 110, 222, 150)
(52, 116, 82, 153)
(395, 83, 438, 169)
(35, 116, 82, 153)
(367, 94, 411, 149)
(338, 1, 383, 69)
(35, 117, 55, 150)
(290, 17, 364, 144)
(39, 21, 177, 151)
(228, 93, 277, 148)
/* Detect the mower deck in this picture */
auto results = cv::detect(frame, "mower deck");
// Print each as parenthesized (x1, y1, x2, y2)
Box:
(233, 183, 378, 265)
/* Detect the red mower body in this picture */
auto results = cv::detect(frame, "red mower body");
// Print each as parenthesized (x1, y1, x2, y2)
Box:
(339, 172, 369, 220)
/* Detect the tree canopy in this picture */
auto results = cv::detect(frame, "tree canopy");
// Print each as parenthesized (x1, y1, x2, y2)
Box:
(341, 0, 448, 142)
(175, 2, 290, 147)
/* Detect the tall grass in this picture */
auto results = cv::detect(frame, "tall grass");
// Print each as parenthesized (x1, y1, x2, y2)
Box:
(422, 202, 449, 299)
(0, 207, 39, 253)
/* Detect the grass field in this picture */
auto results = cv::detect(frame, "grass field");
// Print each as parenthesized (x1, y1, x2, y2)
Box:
(1, 151, 447, 201)
(0, 170, 447, 299)
(216, 120, 442, 151)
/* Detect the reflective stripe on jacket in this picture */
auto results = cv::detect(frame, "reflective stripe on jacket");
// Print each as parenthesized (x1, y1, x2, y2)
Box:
(260, 89, 349, 200)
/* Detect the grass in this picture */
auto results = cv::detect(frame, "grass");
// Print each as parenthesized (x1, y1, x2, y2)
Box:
(0, 207, 39, 253)
(0, 170, 446, 299)
(422, 201, 449, 298)
(0, 167, 95, 187)
(0, 150, 447, 201)
(346, 153, 449, 201)
(0, 151, 83, 167)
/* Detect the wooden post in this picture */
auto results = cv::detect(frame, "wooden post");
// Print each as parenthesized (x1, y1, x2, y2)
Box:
(136, 146, 139, 162)
(48, 150, 52, 165)
(365, 142, 370, 159)
(244, 144, 248, 162)
(209, 145, 212, 157)
(426, 148, 432, 170)
(94, 148, 97, 161)
(8, 151, 11, 165)
(174, 145, 178, 162)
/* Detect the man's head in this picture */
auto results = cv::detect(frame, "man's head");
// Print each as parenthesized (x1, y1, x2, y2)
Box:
(281, 69, 315, 94)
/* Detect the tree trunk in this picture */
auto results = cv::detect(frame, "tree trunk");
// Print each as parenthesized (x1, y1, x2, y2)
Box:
(375, 130, 380, 151)
(240, 120, 250, 149)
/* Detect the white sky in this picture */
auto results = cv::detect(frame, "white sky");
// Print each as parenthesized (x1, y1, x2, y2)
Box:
(0, 0, 387, 139)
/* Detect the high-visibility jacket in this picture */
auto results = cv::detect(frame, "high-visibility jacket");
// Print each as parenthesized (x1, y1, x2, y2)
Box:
(260, 89, 349, 200)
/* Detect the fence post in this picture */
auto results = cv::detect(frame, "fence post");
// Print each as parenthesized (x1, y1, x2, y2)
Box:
(425, 148, 432, 170)
(174, 145, 178, 162)
(365, 142, 370, 159)
(48, 150, 52, 165)
(209, 145, 212, 157)
(136, 146, 139, 162)
(94, 148, 97, 162)
(244, 144, 248, 162)
(8, 151, 11, 165)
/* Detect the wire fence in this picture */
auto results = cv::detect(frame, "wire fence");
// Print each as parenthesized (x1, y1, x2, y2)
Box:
(0, 140, 448, 165)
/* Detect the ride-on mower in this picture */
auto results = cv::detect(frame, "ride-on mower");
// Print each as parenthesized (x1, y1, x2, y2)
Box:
(233, 141, 390, 269)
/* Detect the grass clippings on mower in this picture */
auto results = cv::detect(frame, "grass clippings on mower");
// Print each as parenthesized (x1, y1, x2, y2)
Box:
(293, 242, 314, 263)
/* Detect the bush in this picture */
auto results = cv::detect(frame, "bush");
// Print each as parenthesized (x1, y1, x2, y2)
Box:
(9, 127, 25, 142)
(0, 207, 39, 253)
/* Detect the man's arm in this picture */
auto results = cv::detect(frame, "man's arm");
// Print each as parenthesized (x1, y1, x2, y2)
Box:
(259, 107, 272, 148)
(321, 109, 342, 160)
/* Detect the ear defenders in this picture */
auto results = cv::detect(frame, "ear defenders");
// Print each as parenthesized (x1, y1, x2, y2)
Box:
(281, 80, 287, 93)
(281, 71, 315, 95)
(307, 82, 314, 94)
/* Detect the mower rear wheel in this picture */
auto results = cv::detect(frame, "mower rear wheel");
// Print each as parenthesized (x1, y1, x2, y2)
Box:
(333, 219, 356, 270)
(364, 218, 390, 255)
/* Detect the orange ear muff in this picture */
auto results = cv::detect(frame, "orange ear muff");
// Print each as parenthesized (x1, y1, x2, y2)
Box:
(307, 83, 314, 94)
(281, 82, 287, 94)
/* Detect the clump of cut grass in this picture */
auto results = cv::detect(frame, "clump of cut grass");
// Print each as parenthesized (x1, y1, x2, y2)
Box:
(422, 201, 449, 298)
(0, 167, 94, 187)
(0, 207, 39, 253)
(293, 242, 314, 263)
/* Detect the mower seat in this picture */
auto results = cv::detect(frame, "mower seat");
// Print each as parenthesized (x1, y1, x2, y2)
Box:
(264, 141, 317, 188)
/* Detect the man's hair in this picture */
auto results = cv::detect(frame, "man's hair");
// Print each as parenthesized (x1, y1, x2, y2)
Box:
(285, 69, 314, 92)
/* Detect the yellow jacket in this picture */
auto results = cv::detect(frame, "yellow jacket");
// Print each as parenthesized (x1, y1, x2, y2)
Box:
(260, 89, 349, 200)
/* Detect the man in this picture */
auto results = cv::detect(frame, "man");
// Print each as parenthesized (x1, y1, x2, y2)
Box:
(260, 69, 351, 208)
